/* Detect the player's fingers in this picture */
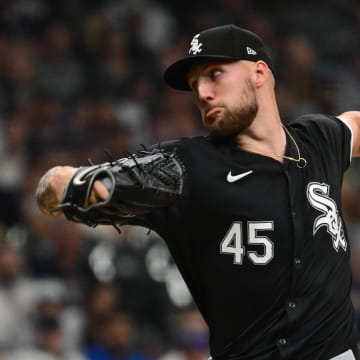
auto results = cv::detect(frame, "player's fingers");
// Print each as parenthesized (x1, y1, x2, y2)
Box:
(88, 180, 110, 205)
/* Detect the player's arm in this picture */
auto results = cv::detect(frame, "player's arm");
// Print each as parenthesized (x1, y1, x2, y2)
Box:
(35, 147, 185, 227)
(337, 111, 360, 157)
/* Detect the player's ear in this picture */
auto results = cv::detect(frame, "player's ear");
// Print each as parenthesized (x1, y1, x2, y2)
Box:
(254, 61, 269, 87)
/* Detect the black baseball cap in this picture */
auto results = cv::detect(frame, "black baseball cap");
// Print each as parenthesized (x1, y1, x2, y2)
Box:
(164, 24, 273, 91)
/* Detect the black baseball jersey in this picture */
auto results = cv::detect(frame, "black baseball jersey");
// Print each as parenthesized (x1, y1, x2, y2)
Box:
(128, 114, 358, 359)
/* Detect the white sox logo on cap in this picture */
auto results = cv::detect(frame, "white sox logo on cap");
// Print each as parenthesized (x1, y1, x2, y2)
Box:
(189, 34, 202, 55)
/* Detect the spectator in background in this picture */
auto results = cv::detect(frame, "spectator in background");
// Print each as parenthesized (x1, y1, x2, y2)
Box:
(84, 283, 120, 348)
(84, 312, 151, 360)
(159, 308, 209, 360)
(0, 111, 28, 226)
(4, 313, 85, 360)
(3, 40, 37, 111)
(335, 46, 360, 113)
(0, 243, 37, 350)
(36, 21, 84, 103)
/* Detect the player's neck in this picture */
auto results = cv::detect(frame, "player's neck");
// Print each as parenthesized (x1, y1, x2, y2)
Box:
(234, 111, 286, 161)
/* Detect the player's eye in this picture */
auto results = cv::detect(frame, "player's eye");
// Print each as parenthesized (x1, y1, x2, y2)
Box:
(210, 69, 222, 79)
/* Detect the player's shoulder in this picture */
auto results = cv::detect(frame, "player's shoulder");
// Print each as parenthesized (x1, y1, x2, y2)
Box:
(287, 113, 349, 139)
(288, 114, 339, 127)
(287, 113, 352, 162)
(288, 113, 340, 128)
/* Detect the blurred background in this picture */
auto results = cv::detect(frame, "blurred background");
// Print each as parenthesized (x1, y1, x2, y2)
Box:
(0, 0, 360, 359)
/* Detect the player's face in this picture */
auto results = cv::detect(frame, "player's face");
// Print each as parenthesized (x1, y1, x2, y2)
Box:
(187, 60, 258, 137)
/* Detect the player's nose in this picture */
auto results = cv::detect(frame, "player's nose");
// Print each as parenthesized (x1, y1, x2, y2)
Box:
(197, 77, 215, 103)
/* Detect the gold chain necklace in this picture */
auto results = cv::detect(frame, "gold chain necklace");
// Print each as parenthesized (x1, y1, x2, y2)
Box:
(246, 125, 307, 168)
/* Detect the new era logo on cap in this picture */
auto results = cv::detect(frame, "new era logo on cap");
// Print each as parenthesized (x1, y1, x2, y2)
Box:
(164, 24, 274, 91)
(246, 46, 257, 55)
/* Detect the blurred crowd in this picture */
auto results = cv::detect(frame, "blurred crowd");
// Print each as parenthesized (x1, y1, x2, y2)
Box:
(0, 0, 360, 359)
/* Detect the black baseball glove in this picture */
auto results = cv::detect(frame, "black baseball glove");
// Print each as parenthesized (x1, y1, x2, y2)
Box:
(59, 147, 185, 227)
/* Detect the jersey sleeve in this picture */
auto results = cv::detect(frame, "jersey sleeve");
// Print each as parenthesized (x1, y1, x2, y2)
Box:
(120, 138, 193, 235)
(290, 114, 352, 173)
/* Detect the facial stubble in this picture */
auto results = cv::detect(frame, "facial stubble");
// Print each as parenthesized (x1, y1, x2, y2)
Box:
(205, 79, 258, 137)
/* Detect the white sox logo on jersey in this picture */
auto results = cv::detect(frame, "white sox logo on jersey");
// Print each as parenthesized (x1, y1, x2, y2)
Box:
(306, 182, 347, 252)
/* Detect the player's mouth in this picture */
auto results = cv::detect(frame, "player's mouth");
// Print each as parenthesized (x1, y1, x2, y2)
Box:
(205, 106, 222, 121)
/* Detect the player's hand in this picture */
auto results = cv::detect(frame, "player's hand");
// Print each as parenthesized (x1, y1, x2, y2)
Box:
(36, 166, 76, 216)
(36, 166, 110, 217)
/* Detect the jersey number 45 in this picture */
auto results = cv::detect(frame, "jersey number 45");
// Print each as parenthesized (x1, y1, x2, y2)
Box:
(220, 221, 274, 265)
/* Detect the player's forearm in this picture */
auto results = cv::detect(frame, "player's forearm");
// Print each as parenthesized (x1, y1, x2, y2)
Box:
(337, 111, 360, 157)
